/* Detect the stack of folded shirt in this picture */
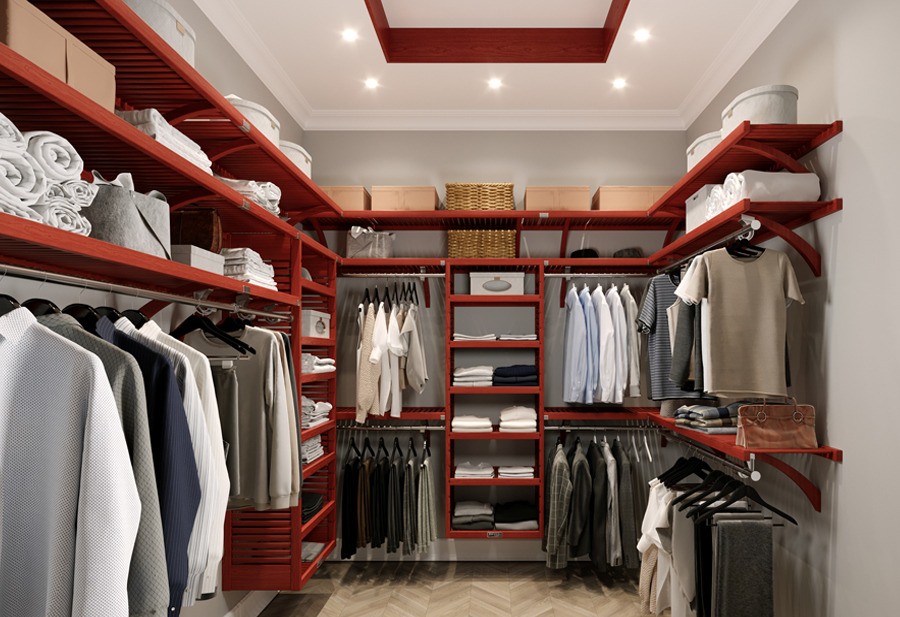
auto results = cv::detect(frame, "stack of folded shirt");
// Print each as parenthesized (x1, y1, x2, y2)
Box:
(493, 501, 539, 531)
(301, 396, 332, 429)
(301, 492, 324, 523)
(453, 365, 494, 387)
(498, 466, 535, 479)
(498, 334, 538, 341)
(451, 415, 493, 433)
(300, 434, 325, 465)
(301, 353, 336, 374)
(220, 247, 278, 290)
(452, 501, 494, 531)
(214, 173, 282, 215)
(676, 401, 749, 435)
(493, 364, 538, 387)
(301, 542, 326, 563)
(452, 333, 497, 341)
(115, 108, 213, 174)
(499, 405, 537, 433)
(454, 462, 495, 479)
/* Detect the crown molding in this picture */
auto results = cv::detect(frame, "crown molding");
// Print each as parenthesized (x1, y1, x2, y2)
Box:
(678, 0, 800, 129)
(303, 109, 685, 131)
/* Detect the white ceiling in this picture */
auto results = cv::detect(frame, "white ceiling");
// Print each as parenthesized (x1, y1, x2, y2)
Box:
(191, 0, 799, 131)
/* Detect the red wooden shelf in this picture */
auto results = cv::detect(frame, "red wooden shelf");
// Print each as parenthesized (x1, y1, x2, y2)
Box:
(31, 0, 341, 218)
(300, 278, 337, 297)
(450, 340, 540, 348)
(301, 452, 335, 482)
(300, 500, 336, 540)
(448, 429, 541, 440)
(335, 407, 445, 421)
(0, 214, 300, 307)
(450, 386, 540, 394)
(298, 539, 336, 587)
(300, 233, 340, 260)
(446, 529, 542, 539)
(299, 372, 336, 385)
(544, 407, 655, 421)
(299, 336, 336, 347)
(648, 121, 843, 216)
(449, 295, 540, 305)
(300, 419, 335, 442)
(450, 468, 539, 486)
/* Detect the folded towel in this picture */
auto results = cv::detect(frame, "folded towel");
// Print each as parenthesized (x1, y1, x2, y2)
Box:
(687, 426, 738, 435)
(24, 131, 83, 183)
(499, 427, 536, 433)
(498, 466, 535, 475)
(453, 381, 493, 388)
(492, 375, 539, 385)
(453, 333, 496, 340)
(493, 364, 538, 378)
(302, 417, 330, 429)
(500, 406, 537, 422)
(451, 514, 495, 525)
(0, 111, 25, 150)
(221, 247, 273, 270)
(453, 374, 496, 383)
(452, 416, 492, 427)
(454, 501, 492, 516)
(135, 125, 213, 172)
(0, 143, 46, 205)
(725, 170, 821, 207)
(454, 366, 494, 378)
(0, 194, 43, 221)
(315, 358, 336, 365)
(455, 471, 495, 479)
(498, 420, 537, 430)
(30, 199, 91, 236)
(495, 520, 539, 531)
(456, 462, 493, 472)
(498, 334, 538, 341)
(451, 521, 494, 531)
(452, 427, 492, 433)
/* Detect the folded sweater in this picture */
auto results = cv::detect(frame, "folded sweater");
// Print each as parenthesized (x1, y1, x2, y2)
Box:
(492, 375, 539, 385)
(454, 366, 494, 377)
(499, 406, 538, 422)
(493, 364, 538, 378)
(452, 521, 494, 531)
(495, 520, 539, 531)
(498, 420, 537, 429)
(454, 501, 493, 516)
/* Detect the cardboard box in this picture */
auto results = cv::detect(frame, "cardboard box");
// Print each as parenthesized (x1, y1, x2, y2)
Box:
(0, 0, 116, 110)
(371, 186, 439, 211)
(524, 186, 590, 211)
(592, 186, 672, 212)
(321, 186, 371, 211)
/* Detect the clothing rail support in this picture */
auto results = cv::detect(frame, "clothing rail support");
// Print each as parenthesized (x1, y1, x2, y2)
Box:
(656, 218, 761, 275)
(421, 267, 431, 309)
(338, 273, 446, 278)
(0, 262, 293, 321)
(659, 429, 758, 481)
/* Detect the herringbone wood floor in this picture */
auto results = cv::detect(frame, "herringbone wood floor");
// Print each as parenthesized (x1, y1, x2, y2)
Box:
(259, 561, 662, 617)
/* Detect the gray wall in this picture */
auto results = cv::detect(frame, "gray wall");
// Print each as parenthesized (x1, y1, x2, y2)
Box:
(685, 0, 900, 615)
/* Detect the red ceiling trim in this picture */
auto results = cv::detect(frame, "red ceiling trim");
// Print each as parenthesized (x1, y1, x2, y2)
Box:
(363, 0, 630, 63)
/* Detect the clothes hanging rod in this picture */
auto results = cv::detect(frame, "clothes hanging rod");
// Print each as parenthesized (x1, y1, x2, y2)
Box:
(337, 424, 445, 432)
(660, 429, 760, 481)
(543, 272, 653, 279)
(657, 217, 762, 275)
(339, 273, 445, 278)
(0, 261, 292, 322)
(544, 425, 657, 432)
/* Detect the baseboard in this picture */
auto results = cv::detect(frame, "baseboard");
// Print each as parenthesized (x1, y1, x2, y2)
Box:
(225, 591, 278, 617)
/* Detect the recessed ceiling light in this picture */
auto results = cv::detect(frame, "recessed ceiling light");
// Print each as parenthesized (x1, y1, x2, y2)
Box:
(489, 79, 502, 89)
(365, 78, 378, 89)
(613, 78, 626, 89)
(343, 29, 358, 41)
(635, 29, 650, 42)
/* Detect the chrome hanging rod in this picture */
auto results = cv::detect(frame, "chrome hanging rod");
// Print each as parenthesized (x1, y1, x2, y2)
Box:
(339, 273, 445, 279)
(337, 424, 445, 432)
(544, 425, 656, 432)
(543, 272, 652, 279)
(0, 262, 293, 322)
(656, 216, 762, 275)
(660, 429, 760, 481)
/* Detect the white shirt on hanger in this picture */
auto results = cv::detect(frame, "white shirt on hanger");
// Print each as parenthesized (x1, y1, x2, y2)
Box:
(562, 285, 587, 403)
(605, 285, 628, 404)
(368, 302, 391, 415)
(387, 303, 404, 417)
(592, 284, 616, 403)
(401, 304, 427, 394)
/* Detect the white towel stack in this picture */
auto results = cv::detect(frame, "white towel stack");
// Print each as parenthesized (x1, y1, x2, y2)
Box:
(300, 434, 325, 464)
(116, 108, 213, 174)
(498, 466, 535, 479)
(723, 170, 821, 208)
(301, 353, 336, 375)
(301, 396, 332, 429)
(220, 247, 278, 290)
(214, 174, 282, 215)
(498, 334, 538, 341)
(454, 462, 495, 478)
(451, 415, 492, 433)
(452, 365, 493, 387)
(499, 406, 537, 433)
(452, 333, 496, 341)
(454, 501, 493, 517)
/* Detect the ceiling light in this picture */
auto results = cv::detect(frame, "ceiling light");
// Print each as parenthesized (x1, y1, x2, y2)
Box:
(343, 29, 358, 41)
(635, 29, 650, 42)
(365, 78, 378, 89)
(489, 79, 502, 89)
(613, 78, 626, 89)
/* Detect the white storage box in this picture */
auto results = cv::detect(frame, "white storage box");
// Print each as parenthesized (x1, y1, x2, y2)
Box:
(123, 0, 196, 66)
(685, 185, 716, 234)
(686, 131, 722, 171)
(226, 95, 280, 146)
(171, 244, 225, 275)
(722, 85, 798, 137)
(469, 272, 525, 295)
(279, 140, 311, 177)
(301, 309, 331, 338)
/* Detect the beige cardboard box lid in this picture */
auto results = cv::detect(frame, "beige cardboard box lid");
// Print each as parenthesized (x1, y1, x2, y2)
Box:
(0, 0, 67, 82)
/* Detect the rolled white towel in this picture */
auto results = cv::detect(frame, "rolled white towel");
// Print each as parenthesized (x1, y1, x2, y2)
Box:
(31, 199, 92, 236)
(708, 185, 727, 220)
(730, 169, 821, 203)
(0, 193, 43, 221)
(0, 143, 47, 205)
(40, 180, 98, 209)
(23, 131, 83, 182)
(0, 111, 25, 150)
(723, 173, 741, 208)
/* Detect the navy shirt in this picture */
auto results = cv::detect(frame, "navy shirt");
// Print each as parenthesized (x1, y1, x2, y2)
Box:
(97, 317, 200, 616)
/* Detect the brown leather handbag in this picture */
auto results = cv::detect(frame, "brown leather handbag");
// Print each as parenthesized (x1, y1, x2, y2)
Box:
(736, 398, 818, 449)
(170, 209, 223, 254)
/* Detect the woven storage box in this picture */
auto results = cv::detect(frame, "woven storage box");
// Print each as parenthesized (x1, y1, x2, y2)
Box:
(445, 183, 514, 211)
(447, 229, 516, 258)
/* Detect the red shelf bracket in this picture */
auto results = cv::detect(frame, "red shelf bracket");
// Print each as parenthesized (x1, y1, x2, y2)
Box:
(734, 139, 811, 174)
(663, 218, 681, 249)
(163, 101, 217, 125)
(753, 213, 822, 276)
(309, 219, 328, 249)
(168, 189, 219, 212)
(205, 137, 260, 163)
(753, 452, 822, 512)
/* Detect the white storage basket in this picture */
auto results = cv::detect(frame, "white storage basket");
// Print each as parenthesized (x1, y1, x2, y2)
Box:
(469, 272, 525, 295)
(685, 185, 716, 233)
(722, 85, 799, 137)
(226, 95, 280, 146)
(301, 310, 331, 338)
(279, 140, 312, 177)
(686, 131, 722, 171)
(123, 0, 196, 66)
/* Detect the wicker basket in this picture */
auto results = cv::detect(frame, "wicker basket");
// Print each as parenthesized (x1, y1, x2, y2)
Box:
(447, 229, 517, 258)
(445, 183, 515, 211)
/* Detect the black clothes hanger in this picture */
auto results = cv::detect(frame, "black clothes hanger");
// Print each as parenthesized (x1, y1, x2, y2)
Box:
(412, 283, 419, 305)
(400, 283, 408, 303)
(373, 286, 380, 306)
(675, 473, 737, 510)
(63, 303, 100, 333)
(363, 287, 371, 307)
(377, 437, 390, 458)
(424, 435, 431, 458)
(23, 298, 61, 316)
(693, 483, 797, 526)
(657, 457, 690, 483)
(171, 314, 253, 354)
(362, 437, 376, 458)
(348, 436, 362, 458)
(407, 436, 417, 458)
(391, 436, 403, 459)
(122, 309, 149, 328)
(663, 458, 711, 487)
(0, 294, 21, 317)
(96, 306, 124, 321)
(670, 470, 727, 507)
(383, 285, 391, 312)
(392, 282, 399, 305)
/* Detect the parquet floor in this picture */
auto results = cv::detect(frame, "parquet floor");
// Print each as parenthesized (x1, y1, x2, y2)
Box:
(259, 561, 660, 617)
